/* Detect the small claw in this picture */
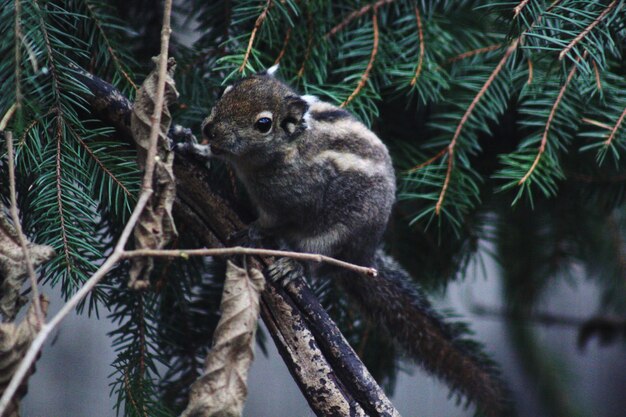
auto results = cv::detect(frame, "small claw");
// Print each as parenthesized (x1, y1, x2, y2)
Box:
(267, 257, 304, 285)
(228, 228, 258, 248)
(175, 142, 212, 163)
(228, 224, 272, 248)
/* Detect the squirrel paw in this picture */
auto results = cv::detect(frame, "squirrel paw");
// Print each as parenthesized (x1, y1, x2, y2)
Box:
(174, 142, 212, 164)
(229, 223, 279, 249)
(267, 257, 304, 285)
(228, 224, 270, 248)
(168, 124, 197, 148)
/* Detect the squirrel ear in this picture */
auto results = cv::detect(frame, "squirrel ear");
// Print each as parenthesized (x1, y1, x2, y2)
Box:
(281, 95, 309, 135)
(257, 65, 279, 78)
(265, 64, 278, 77)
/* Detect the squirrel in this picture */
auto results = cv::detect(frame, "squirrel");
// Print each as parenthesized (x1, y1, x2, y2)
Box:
(183, 66, 511, 417)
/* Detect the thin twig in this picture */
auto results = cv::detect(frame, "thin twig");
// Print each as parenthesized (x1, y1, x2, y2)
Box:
(0, 186, 152, 417)
(409, 5, 425, 87)
(72, 127, 133, 198)
(297, 11, 314, 78)
(84, 1, 138, 91)
(513, 0, 530, 17)
(0, 0, 175, 413)
(239, 0, 272, 73)
(603, 106, 626, 147)
(340, 11, 379, 107)
(592, 60, 602, 91)
(0, 104, 16, 131)
(527, 58, 534, 84)
(519, 54, 583, 185)
(447, 44, 502, 63)
(273, 27, 292, 65)
(55, 116, 71, 274)
(14, 0, 22, 120)
(122, 247, 378, 277)
(141, 4, 173, 192)
(326, 0, 394, 38)
(6, 132, 44, 325)
(559, 0, 617, 61)
(436, 39, 519, 214)
(406, 146, 448, 173)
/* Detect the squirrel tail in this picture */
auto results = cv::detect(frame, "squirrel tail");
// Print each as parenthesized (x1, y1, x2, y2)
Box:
(337, 249, 512, 417)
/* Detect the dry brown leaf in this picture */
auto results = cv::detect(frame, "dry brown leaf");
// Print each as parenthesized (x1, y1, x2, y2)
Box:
(0, 297, 49, 417)
(181, 261, 265, 417)
(128, 57, 179, 289)
(0, 208, 54, 321)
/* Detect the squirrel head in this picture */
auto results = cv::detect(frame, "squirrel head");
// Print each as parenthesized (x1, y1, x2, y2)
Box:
(202, 67, 309, 166)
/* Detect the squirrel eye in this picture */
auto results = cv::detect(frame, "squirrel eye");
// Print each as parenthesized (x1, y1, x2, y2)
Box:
(255, 117, 272, 133)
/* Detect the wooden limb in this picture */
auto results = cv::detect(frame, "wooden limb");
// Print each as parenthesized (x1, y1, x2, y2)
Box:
(283, 277, 401, 417)
(261, 285, 366, 417)
(71, 64, 134, 142)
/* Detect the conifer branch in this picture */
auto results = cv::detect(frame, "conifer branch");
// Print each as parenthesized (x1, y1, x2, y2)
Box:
(84, 1, 138, 91)
(527, 58, 533, 84)
(297, 11, 314, 77)
(72, 126, 133, 198)
(326, 0, 394, 38)
(6, 131, 44, 325)
(273, 27, 291, 65)
(34, 1, 73, 272)
(0, 0, 175, 413)
(123, 367, 145, 416)
(409, 5, 424, 87)
(514, 0, 530, 17)
(341, 11, 379, 107)
(603, 106, 626, 147)
(448, 44, 502, 63)
(558, 0, 617, 61)
(519, 54, 583, 185)
(239, 0, 272, 73)
(55, 117, 72, 273)
(436, 39, 519, 214)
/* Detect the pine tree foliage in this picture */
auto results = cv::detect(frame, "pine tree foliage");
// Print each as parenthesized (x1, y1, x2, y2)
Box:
(2, 0, 626, 416)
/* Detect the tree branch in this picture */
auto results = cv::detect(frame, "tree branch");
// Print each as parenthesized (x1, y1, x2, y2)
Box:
(122, 247, 377, 277)
(0, 0, 175, 413)
(340, 11, 379, 107)
(558, 0, 617, 61)
(519, 53, 584, 185)
(436, 39, 519, 214)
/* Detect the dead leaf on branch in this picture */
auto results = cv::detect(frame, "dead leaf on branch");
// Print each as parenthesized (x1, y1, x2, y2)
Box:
(0, 208, 54, 322)
(181, 261, 265, 417)
(0, 297, 49, 417)
(129, 57, 179, 289)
